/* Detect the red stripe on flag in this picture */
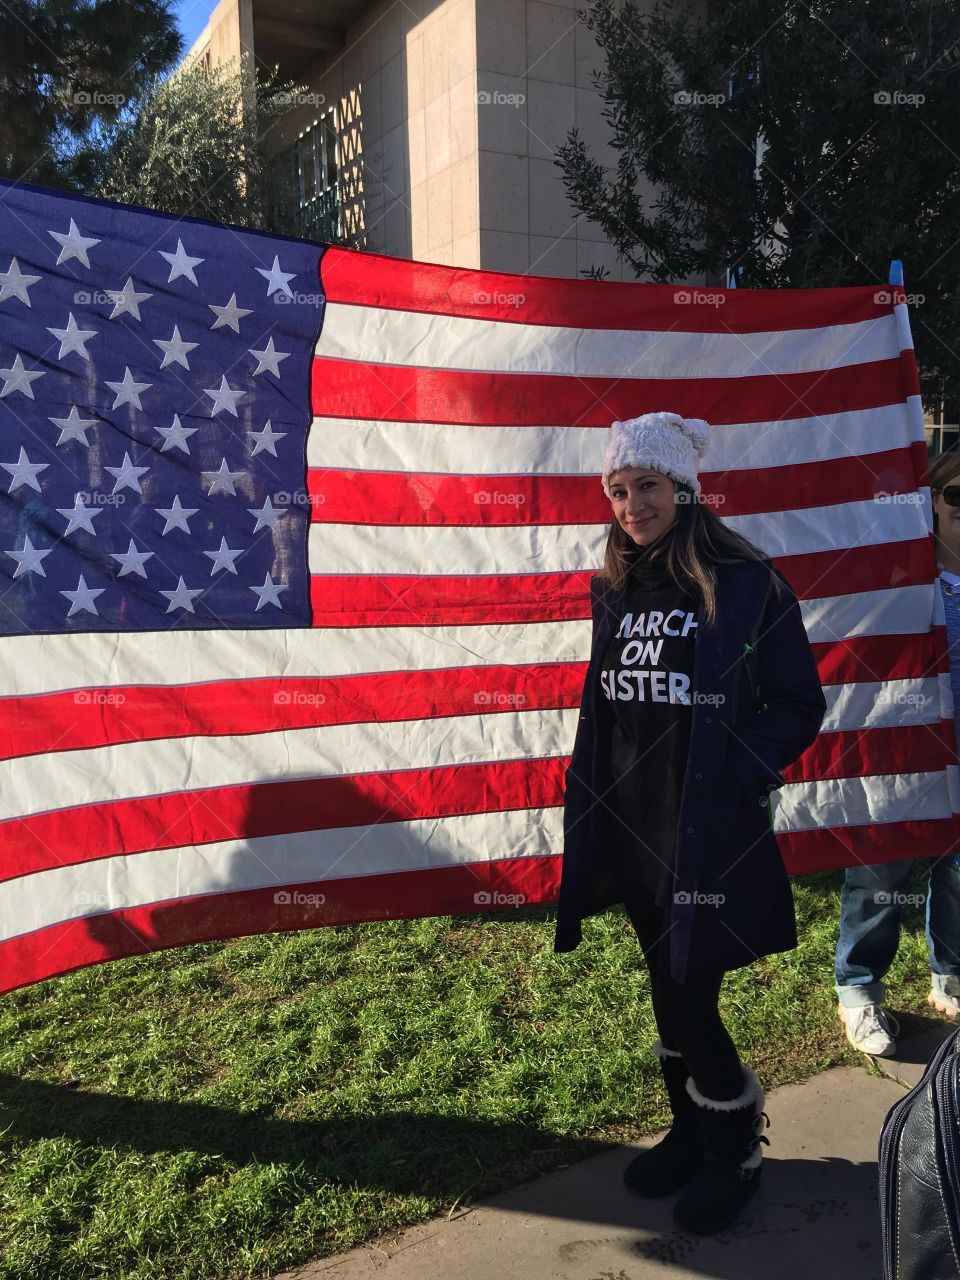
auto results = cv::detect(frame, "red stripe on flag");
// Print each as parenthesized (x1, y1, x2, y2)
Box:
(319, 246, 893, 333)
(0, 814, 952, 995)
(786, 721, 957, 782)
(0, 855, 563, 995)
(0, 664, 580, 761)
(0, 626, 945, 762)
(0, 757, 567, 879)
(309, 540, 936, 628)
(781, 816, 958, 872)
(310, 356, 907, 429)
(306, 446, 922, 525)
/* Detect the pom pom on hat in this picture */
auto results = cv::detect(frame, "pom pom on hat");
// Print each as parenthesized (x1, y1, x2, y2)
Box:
(600, 410, 712, 497)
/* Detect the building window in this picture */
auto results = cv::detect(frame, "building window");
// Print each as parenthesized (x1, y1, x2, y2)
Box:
(293, 108, 340, 242)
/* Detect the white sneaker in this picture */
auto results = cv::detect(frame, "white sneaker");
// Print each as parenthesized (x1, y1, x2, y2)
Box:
(928, 989, 960, 1019)
(838, 1002, 900, 1056)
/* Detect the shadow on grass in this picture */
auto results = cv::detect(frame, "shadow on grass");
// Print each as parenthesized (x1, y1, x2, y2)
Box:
(0, 1071, 610, 1196)
(0, 1072, 898, 1278)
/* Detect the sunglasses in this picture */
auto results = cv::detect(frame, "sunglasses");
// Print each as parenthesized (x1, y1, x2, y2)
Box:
(940, 485, 960, 508)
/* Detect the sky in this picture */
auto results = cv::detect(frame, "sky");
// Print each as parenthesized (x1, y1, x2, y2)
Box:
(174, 0, 222, 57)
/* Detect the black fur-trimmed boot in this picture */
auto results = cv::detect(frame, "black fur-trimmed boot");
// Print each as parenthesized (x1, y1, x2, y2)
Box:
(672, 1064, 769, 1234)
(622, 1039, 704, 1196)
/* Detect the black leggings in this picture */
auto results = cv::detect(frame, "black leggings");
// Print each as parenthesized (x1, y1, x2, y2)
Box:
(622, 888, 745, 1100)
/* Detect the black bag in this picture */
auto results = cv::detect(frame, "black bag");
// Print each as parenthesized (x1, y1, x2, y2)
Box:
(878, 1024, 960, 1279)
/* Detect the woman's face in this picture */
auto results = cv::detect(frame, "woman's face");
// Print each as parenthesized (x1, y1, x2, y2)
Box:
(933, 484, 960, 558)
(608, 467, 678, 546)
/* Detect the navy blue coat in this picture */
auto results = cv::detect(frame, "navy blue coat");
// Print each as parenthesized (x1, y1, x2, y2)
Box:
(554, 556, 827, 982)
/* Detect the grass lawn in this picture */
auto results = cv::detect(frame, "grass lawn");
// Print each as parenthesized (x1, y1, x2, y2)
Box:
(0, 866, 942, 1280)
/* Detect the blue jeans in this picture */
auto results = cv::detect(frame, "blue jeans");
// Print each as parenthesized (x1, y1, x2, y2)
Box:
(835, 856, 960, 1008)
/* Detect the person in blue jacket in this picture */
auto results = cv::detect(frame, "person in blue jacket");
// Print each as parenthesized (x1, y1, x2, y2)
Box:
(554, 411, 827, 1235)
(834, 446, 960, 1056)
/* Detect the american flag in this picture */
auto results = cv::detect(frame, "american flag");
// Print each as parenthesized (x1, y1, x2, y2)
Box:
(0, 178, 954, 993)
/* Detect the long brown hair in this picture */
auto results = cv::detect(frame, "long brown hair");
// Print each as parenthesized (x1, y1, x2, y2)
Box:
(597, 479, 784, 626)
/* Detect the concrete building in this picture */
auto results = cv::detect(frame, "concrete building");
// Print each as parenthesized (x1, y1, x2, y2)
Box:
(185, 0, 684, 282)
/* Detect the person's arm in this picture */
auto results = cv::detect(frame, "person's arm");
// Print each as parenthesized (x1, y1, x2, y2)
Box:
(724, 566, 827, 803)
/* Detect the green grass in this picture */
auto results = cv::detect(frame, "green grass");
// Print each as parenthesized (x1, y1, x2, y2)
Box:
(0, 867, 941, 1280)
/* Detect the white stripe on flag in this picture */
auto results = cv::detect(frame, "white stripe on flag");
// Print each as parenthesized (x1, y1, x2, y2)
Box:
(307, 404, 917, 475)
(315, 302, 897, 378)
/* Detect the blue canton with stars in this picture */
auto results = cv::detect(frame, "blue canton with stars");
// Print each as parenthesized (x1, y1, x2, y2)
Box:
(0, 179, 326, 635)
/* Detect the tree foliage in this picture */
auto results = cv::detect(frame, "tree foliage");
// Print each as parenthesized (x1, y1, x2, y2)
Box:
(0, 0, 181, 189)
(92, 54, 304, 236)
(558, 0, 960, 403)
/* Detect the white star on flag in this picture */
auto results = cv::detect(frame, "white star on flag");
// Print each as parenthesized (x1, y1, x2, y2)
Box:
(154, 414, 198, 453)
(250, 573, 288, 610)
(247, 495, 286, 532)
(153, 325, 198, 370)
(0, 353, 44, 399)
(109, 540, 155, 578)
(0, 257, 41, 306)
(160, 576, 204, 613)
(56, 495, 103, 536)
(208, 293, 252, 332)
(1, 446, 49, 492)
(105, 367, 152, 410)
(255, 255, 296, 298)
(203, 537, 244, 575)
(5, 534, 52, 578)
(248, 337, 290, 377)
(203, 458, 243, 496)
(248, 420, 287, 458)
(47, 218, 100, 267)
(155, 495, 199, 535)
(49, 406, 97, 446)
(159, 239, 204, 285)
(106, 277, 152, 321)
(47, 313, 97, 360)
(204, 375, 245, 417)
(104, 451, 150, 495)
(60, 575, 105, 617)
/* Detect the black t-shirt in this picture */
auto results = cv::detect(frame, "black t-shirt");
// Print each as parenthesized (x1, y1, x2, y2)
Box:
(599, 543, 701, 908)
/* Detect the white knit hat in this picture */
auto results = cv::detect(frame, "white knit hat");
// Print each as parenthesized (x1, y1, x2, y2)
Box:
(600, 411, 712, 497)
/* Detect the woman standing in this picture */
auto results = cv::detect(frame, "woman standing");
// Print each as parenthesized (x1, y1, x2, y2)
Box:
(554, 411, 827, 1234)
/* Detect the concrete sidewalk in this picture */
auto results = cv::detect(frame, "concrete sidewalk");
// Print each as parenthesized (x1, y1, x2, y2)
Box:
(277, 1028, 954, 1280)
